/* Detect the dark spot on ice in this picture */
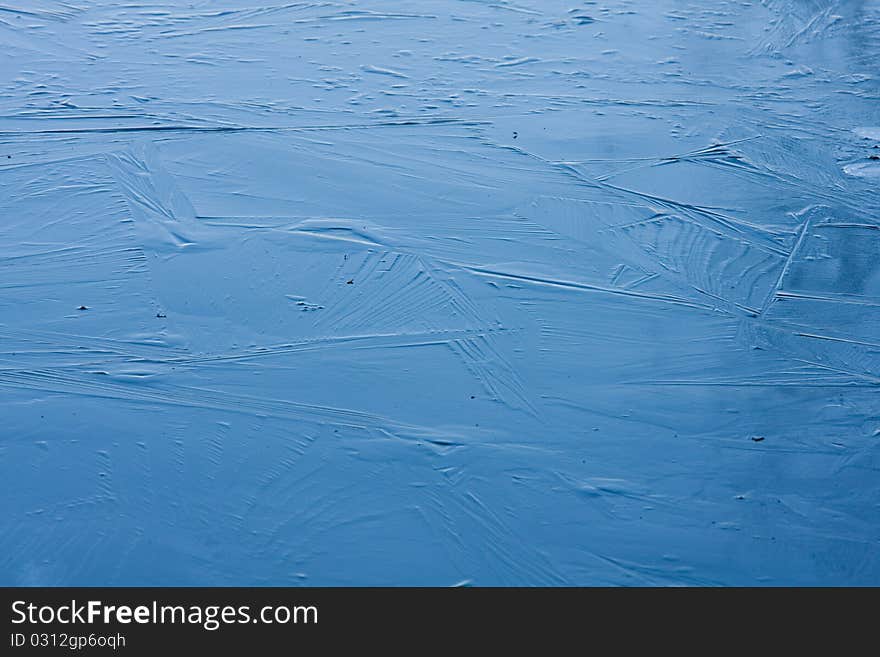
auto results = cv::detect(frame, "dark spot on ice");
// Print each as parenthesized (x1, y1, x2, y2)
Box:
(78, 305, 88, 311)
(569, 11, 595, 25)
(513, 131, 518, 139)
(156, 312, 167, 318)
(869, 155, 880, 160)
(751, 436, 765, 442)
(470, 395, 475, 399)
(346, 279, 354, 284)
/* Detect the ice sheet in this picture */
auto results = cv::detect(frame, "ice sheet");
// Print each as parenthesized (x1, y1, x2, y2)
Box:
(1, 0, 878, 585)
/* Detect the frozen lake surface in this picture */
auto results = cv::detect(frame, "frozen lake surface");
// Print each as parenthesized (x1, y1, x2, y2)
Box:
(2, 0, 879, 585)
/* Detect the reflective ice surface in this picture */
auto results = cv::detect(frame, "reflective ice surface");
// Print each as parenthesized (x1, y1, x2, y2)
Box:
(1, 0, 879, 585)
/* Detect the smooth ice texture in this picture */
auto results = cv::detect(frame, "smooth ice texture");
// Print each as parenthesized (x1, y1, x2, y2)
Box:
(1, 1, 879, 586)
